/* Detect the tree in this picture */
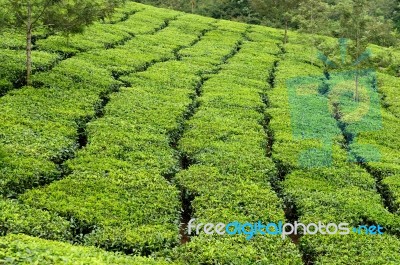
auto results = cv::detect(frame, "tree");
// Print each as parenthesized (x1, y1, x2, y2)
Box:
(394, 0, 400, 30)
(294, 0, 331, 65)
(337, 0, 372, 101)
(97, 0, 126, 21)
(365, 17, 397, 47)
(43, 1, 105, 45)
(190, 0, 195, 13)
(250, 0, 299, 44)
(315, 0, 398, 101)
(0, 0, 124, 86)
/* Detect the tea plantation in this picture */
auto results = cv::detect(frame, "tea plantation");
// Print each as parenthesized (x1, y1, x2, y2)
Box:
(0, 2, 399, 264)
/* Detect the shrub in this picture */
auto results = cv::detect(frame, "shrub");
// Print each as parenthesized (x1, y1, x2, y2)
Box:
(301, 233, 400, 264)
(0, 234, 176, 265)
(0, 199, 71, 241)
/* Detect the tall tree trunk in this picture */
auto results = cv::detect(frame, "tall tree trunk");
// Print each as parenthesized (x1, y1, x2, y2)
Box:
(354, 71, 359, 102)
(284, 19, 288, 44)
(310, 10, 314, 66)
(191, 0, 195, 13)
(354, 26, 360, 102)
(26, 1, 32, 87)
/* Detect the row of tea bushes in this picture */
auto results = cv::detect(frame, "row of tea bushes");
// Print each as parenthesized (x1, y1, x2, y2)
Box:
(0, 9, 202, 245)
(0, 2, 145, 50)
(377, 73, 400, 118)
(0, 2, 155, 95)
(0, 50, 60, 95)
(0, 234, 177, 265)
(0, 199, 71, 241)
(36, 5, 179, 54)
(0, 57, 119, 197)
(78, 15, 215, 77)
(20, 23, 247, 255)
(332, 74, 400, 214)
(0, 31, 26, 50)
(168, 28, 304, 264)
(301, 233, 400, 264)
(266, 37, 400, 263)
(0, 4, 199, 197)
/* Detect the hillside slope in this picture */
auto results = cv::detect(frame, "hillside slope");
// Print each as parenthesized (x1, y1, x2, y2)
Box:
(0, 2, 400, 264)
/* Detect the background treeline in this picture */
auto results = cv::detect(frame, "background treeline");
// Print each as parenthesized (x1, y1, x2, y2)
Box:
(136, 0, 400, 47)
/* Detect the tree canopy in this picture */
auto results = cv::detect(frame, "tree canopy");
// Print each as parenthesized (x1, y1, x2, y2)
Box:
(0, 0, 125, 86)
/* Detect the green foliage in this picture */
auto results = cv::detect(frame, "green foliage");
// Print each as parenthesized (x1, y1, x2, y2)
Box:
(0, 1, 400, 263)
(348, 109, 400, 207)
(292, 0, 332, 64)
(247, 24, 285, 47)
(323, 66, 400, 223)
(377, 73, 400, 117)
(283, 167, 397, 227)
(0, 199, 71, 241)
(138, 0, 258, 23)
(394, 0, 400, 30)
(0, 31, 26, 49)
(36, 7, 180, 54)
(1, 0, 125, 33)
(0, 0, 126, 86)
(383, 174, 400, 213)
(169, 35, 303, 263)
(175, 165, 283, 223)
(137, 0, 399, 48)
(103, 1, 146, 23)
(0, 11, 217, 246)
(22, 171, 181, 254)
(79, 20, 203, 75)
(0, 234, 175, 265)
(0, 57, 118, 197)
(294, 0, 331, 35)
(166, 236, 302, 265)
(42, 1, 101, 36)
(267, 59, 339, 170)
(335, 0, 397, 47)
(301, 233, 400, 264)
(250, 0, 299, 28)
(20, 13, 231, 255)
(0, 49, 59, 93)
(198, 0, 256, 23)
(268, 33, 400, 262)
